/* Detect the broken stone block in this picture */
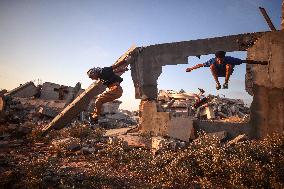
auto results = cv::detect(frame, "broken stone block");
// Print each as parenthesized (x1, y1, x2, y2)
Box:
(227, 134, 249, 145)
(140, 101, 194, 142)
(68, 144, 81, 152)
(38, 106, 59, 117)
(208, 131, 227, 142)
(81, 147, 96, 154)
(151, 136, 166, 151)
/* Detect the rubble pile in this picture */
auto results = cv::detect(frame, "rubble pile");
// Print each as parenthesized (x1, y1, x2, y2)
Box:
(0, 81, 137, 129)
(205, 96, 250, 121)
(157, 89, 250, 122)
(97, 101, 138, 129)
(1, 119, 284, 188)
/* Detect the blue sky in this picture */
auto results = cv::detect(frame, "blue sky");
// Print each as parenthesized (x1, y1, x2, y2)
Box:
(0, 0, 282, 110)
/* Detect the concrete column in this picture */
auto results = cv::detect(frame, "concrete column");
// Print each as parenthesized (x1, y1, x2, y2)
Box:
(247, 31, 284, 138)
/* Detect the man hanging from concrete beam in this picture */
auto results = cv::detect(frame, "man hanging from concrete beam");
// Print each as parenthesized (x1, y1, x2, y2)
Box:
(87, 56, 131, 124)
(186, 51, 268, 90)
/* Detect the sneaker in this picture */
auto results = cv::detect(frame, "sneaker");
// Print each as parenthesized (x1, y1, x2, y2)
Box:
(223, 83, 228, 89)
(89, 114, 99, 124)
(216, 83, 221, 90)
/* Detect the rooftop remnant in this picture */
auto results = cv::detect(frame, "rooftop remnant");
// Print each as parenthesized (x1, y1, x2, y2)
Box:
(5, 81, 37, 98)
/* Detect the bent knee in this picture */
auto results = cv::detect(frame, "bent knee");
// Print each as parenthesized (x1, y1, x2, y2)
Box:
(210, 64, 216, 69)
(226, 64, 233, 69)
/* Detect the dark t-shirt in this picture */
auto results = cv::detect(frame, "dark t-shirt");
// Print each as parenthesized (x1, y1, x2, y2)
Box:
(203, 56, 243, 77)
(98, 67, 123, 87)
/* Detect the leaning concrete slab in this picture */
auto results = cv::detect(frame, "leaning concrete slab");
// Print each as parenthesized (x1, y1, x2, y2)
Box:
(42, 80, 106, 135)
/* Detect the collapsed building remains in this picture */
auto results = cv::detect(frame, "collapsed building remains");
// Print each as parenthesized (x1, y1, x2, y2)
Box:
(0, 81, 137, 128)
(131, 30, 284, 140)
(157, 89, 250, 121)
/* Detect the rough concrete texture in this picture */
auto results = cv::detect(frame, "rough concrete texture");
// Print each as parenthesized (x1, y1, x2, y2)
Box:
(131, 31, 269, 99)
(246, 31, 284, 138)
(65, 82, 83, 105)
(193, 120, 251, 140)
(139, 101, 194, 141)
(5, 81, 37, 98)
(40, 82, 74, 100)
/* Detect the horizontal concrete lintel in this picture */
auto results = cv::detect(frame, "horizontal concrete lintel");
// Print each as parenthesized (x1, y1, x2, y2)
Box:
(140, 31, 272, 58)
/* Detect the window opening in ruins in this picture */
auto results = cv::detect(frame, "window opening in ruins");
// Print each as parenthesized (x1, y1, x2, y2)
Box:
(157, 51, 251, 122)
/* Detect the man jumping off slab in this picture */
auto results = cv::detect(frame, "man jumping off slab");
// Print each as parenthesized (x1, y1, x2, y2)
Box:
(186, 51, 268, 90)
(87, 57, 131, 124)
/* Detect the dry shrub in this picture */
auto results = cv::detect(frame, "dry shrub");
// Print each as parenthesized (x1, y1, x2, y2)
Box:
(98, 132, 284, 188)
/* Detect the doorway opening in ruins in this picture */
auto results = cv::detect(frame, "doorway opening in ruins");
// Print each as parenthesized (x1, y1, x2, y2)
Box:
(157, 51, 251, 122)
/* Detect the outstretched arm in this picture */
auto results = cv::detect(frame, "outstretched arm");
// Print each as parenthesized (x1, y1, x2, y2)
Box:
(186, 64, 204, 72)
(242, 59, 268, 65)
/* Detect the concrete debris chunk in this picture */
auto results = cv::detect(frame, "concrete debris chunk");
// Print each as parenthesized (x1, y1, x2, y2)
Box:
(227, 134, 249, 145)
(208, 131, 228, 142)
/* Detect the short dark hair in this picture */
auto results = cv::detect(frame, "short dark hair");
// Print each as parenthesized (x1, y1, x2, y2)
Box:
(215, 51, 226, 58)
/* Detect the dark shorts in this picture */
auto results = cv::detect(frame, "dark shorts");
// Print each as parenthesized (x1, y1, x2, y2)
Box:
(213, 64, 234, 77)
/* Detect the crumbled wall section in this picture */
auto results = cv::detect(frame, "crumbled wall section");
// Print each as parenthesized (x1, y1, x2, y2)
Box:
(247, 31, 284, 138)
(131, 32, 268, 99)
(139, 101, 194, 141)
(40, 82, 74, 100)
(5, 81, 37, 98)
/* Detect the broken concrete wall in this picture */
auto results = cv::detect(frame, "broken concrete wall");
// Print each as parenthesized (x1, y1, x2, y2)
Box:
(40, 82, 73, 100)
(139, 101, 194, 141)
(131, 32, 269, 100)
(65, 82, 83, 105)
(5, 82, 37, 98)
(194, 120, 251, 140)
(40, 82, 83, 101)
(246, 31, 284, 138)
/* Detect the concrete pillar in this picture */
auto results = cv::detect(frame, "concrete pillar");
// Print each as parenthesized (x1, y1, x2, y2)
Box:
(247, 31, 284, 138)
